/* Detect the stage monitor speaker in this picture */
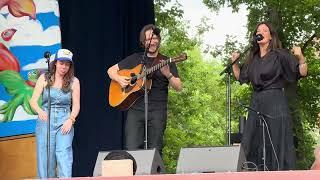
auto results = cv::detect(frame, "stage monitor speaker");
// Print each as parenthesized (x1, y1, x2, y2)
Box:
(176, 145, 246, 174)
(93, 148, 165, 176)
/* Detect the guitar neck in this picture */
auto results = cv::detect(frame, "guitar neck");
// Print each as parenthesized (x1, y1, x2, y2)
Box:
(138, 58, 172, 79)
(147, 58, 172, 74)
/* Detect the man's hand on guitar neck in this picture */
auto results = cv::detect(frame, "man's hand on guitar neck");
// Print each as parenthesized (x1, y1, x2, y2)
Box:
(159, 60, 182, 91)
(160, 60, 171, 78)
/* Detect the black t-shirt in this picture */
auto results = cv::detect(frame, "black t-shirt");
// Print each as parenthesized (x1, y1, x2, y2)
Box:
(118, 52, 179, 110)
(239, 49, 299, 91)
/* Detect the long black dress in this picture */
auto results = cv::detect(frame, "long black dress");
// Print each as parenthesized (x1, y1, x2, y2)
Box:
(239, 49, 300, 171)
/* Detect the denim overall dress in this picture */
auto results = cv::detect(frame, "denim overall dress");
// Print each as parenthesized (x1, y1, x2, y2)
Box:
(36, 87, 74, 178)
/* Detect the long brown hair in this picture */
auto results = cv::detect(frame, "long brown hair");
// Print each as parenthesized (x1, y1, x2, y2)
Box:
(245, 22, 282, 64)
(47, 60, 74, 92)
(139, 24, 161, 48)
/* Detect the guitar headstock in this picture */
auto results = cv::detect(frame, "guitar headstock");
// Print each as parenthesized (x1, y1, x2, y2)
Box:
(172, 53, 187, 63)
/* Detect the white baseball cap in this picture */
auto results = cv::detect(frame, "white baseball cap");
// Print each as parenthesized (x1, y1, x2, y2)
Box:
(54, 49, 73, 62)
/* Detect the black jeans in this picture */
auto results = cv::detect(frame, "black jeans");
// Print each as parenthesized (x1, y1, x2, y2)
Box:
(125, 108, 167, 155)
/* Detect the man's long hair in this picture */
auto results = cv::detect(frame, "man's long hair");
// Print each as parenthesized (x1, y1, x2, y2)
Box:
(46, 60, 74, 92)
(245, 21, 282, 64)
(139, 24, 161, 48)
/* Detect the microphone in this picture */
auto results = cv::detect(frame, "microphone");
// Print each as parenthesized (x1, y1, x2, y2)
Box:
(253, 34, 264, 42)
(152, 27, 161, 36)
(43, 51, 51, 74)
(44, 51, 51, 59)
(219, 34, 263, 76)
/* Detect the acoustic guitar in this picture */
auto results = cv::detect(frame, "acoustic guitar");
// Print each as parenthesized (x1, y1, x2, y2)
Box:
(109, 53, 187, 110)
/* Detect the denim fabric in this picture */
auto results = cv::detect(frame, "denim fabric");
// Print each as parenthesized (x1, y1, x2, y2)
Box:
(36, 87, 73, 178)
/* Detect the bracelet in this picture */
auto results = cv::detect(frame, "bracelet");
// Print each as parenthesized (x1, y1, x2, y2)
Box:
(299, 61, 306, 65)
(167, 74, 174, 80)
(69, 115, 76, 124)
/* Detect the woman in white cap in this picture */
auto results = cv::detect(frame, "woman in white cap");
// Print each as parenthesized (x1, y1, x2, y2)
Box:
(30, 48, 80, 178)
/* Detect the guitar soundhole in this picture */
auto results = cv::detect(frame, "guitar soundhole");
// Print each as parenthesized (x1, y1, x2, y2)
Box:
(123, 85, 134, 93)
(130, 73, 137, 85)
(119, 73, 136, 94)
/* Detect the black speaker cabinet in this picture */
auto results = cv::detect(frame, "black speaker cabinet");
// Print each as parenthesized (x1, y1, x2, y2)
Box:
(176, 145, 246, 174)
(93, 148, 165, 176)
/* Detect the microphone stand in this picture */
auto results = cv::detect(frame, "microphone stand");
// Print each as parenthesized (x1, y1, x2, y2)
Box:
(142, 33, 155, 150)
(219, 46, 250, 145)
(239, 102, 274, 171)
(44, 52, 52, 177)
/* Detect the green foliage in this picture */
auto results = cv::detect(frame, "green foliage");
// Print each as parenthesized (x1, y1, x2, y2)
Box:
(163, 48, 226, 173)
(300, 49, 320, 128)
(154, 1, 230, 172)
(154, 0, 198, 56)
(203, 0, 320, 48)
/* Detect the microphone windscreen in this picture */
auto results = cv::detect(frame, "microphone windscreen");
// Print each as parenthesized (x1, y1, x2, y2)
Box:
(44, 51, 51, 59)
(255, 34, 264, 41)
(153, 27, 161, 36)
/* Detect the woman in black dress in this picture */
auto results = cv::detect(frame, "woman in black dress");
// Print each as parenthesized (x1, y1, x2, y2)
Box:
(231, 22, 308, 170)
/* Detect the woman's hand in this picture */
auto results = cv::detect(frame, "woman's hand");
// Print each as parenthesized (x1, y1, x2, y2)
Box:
(61, 118, 73, 134)
(291, 46, 303, 59)
(230, 52, 241, 80)
(231, 52, 240, 63)
(292, 46, 307, 76)
(38, 110, 48, 121)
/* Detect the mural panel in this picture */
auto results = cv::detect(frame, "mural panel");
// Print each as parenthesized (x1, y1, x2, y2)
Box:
(0, 0, 61, 137)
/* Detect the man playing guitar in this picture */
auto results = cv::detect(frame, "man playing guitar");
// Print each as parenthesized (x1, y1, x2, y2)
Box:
(107, 24, 182, 155)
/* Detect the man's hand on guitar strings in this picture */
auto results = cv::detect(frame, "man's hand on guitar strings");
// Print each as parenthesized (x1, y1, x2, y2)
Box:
(116, 75, 131, 88)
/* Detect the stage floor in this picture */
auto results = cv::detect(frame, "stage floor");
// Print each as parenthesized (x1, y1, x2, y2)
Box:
(54, 170, 320, 180)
